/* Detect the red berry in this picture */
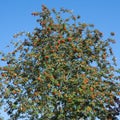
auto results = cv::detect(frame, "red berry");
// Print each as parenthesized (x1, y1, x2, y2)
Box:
(67, 37, 72, 42)
(45, 56, 49, 59)
(61, 40, 65, 43)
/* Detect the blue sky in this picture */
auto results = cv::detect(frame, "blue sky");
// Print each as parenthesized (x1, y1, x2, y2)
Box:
(0, 0, 120, 119)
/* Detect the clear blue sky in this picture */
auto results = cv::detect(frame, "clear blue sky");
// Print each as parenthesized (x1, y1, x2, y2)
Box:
(0, 0, 120, 119)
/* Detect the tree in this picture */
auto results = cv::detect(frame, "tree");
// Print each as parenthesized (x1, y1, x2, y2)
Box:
(0, 5, 120, 120)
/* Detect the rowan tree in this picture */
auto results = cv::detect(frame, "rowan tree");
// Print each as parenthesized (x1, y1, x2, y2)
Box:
(0, 5, 120, 120)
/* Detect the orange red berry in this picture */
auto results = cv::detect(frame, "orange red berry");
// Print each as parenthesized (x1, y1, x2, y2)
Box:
(67, 37, 72, 42)
(45, 56, 49, 59)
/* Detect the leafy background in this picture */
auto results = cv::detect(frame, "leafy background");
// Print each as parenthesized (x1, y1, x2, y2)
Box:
(0, 0, 120, 119)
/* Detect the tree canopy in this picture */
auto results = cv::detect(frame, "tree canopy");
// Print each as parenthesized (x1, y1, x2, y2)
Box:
(0, 5, 120, 120)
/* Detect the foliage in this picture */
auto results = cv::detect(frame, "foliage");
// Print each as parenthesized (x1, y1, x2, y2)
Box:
(0, 5, 120, 120)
